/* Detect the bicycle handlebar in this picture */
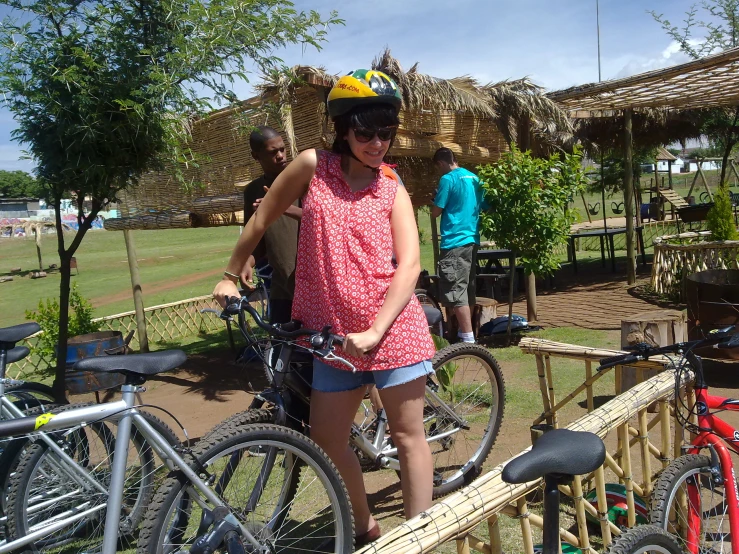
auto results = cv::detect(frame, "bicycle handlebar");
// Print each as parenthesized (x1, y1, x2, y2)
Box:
(223, 296, 344, 346)
(596, 326, 739, 372)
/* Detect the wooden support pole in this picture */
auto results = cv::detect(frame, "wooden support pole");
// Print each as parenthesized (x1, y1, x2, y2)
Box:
(124, 230, 149, 352)
(674, 398, 684, 459)
(467, 534, 491, 554)
(487, 514, 502, 554)
(544, 355, 558, 428)
(638, 408, 653, 496)
(659, 399, 671, 469)
(572, 475, 591, 553)
(516, 498, 535, 554)
(620, 423, 636, 528)
(585, 360, 594, 411)
(456, 536, 471, 554)
(430, 211, 440, 272)
(595, 465, 613, 547)
(624, 108, 637, 284)
(535, 354, 554, 426)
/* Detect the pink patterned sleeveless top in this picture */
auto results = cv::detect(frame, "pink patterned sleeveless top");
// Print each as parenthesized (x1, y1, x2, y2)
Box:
(292, 151, 436, 372)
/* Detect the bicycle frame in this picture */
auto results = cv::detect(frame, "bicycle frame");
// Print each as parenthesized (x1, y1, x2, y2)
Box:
(258, 338, 468, 472)
(0, 383, 266, 554)
(682, 352, 739, 554)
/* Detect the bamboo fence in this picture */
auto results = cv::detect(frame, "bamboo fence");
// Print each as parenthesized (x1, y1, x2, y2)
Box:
(359, 338, 686, 554)
(650, 231, 739, 298)
(9, 294, 223, 378)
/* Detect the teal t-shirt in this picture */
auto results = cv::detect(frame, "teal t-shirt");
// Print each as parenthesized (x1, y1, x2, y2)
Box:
(433, 167, 486, 250)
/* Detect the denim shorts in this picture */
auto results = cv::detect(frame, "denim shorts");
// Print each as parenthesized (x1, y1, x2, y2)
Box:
(312, 358, 434, 393)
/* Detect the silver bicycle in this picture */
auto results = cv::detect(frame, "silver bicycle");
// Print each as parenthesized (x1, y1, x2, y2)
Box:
(1, 346, 353, 553)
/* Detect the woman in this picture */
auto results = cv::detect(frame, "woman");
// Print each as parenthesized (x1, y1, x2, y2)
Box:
(213, 69, 436, 546)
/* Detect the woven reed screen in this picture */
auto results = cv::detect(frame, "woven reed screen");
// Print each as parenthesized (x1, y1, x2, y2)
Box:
(117, 84, 510, 217)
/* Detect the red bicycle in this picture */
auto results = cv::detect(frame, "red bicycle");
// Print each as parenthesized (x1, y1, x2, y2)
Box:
(599, 328, 739, 553)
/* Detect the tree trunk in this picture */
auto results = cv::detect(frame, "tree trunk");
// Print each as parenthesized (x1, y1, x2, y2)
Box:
(526, 271, 537, 322)
(53, 198, 71, 402)
(720, 107, 739, 186)
(51, 197, 98, 402)
(506, 256, 516, 339)
(623, 109, 637, 285)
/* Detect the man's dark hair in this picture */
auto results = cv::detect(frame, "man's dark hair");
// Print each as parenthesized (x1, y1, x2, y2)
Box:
(249, 126, 282, 153)
(432, 147, 456, 165)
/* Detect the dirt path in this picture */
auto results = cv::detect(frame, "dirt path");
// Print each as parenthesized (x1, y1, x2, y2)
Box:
(90, 267, 223, 309)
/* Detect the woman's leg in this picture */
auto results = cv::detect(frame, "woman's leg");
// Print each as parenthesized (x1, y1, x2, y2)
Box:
(378, 376, 433, 519)
(310, 387, 376, 535)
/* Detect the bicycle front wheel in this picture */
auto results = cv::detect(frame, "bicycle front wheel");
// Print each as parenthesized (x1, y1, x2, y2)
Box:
(650, 454, 729, 553)
(138, 423, 353, 554)
(425, 343, 505, 497)
(607, 524, 684, 553)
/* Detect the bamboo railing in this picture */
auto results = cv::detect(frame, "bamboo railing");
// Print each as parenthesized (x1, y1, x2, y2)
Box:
(359, 338, 686, 554)
(650, 231, 739, 298)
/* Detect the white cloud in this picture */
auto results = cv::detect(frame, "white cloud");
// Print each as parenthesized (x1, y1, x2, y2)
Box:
(613, 39, 704, 79)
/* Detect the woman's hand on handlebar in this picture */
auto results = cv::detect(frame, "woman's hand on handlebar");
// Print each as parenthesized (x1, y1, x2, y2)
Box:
(343, 328, 382, 358)
(213, 278, 240, 308)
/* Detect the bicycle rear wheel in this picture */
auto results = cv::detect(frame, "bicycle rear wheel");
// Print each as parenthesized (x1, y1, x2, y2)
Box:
(649, 453, 730, 553)
(425, 343, 505, 497)
(137, 423, 353, 554)
(415, 288, 444, 337)
(7, 409, 177, 553)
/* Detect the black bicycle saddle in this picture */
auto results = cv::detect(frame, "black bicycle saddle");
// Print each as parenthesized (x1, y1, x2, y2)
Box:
(0, 323, 41, 347)
(73, 350, 187, 377)
(502, 429, 606, 484)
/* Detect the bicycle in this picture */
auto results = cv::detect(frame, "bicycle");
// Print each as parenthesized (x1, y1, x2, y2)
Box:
(219, 294, 506, 498)
(1, 341, 353, 552)
(597, 326, 739, 553)
(415, 269, 445, 337)
(503, 428, 683, 554)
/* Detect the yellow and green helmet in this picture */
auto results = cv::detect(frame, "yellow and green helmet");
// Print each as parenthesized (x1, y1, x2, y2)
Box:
(327, 69, 402, 118)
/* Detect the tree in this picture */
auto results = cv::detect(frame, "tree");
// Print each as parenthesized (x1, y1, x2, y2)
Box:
(0, 169, 42, 198)
(706, 182, 739, 240)
(479, 145, 588, 325)
(0, 0, 341, 400)
(651, 0, 739, 185)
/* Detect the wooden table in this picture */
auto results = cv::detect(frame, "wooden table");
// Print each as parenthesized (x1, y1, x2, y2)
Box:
(568, 227, 647, 274)
(475, 249, 523, 299)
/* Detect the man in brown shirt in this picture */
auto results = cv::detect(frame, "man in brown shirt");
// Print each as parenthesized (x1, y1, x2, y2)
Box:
(240, 126, 301, 324)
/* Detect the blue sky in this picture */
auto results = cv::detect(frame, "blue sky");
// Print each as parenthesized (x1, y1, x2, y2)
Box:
(0, 0, 708, 172)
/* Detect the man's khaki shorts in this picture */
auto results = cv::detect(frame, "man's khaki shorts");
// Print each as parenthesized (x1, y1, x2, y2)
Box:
(438, 244, 478, 308)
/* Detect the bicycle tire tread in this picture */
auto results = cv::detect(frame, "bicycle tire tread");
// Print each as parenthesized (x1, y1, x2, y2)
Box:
(607, 524, 683, 554)
(429, 342, 506, 498)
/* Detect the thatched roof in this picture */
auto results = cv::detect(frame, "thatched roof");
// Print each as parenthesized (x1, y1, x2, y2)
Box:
(112, 50, 572, 226)
(655, 146, 677, 161)
(549, 46, 739, 116)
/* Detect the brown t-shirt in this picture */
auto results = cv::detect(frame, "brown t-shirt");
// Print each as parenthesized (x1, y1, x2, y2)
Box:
(243, 175, 299, 301)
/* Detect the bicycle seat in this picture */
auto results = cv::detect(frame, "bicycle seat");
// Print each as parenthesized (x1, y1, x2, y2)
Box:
(73, 350, 187, 377)
(502, 429, 605, 484)
(0, 322, 41, 346)
(7, 346, 30, 364)
(423, 305, 443, 327)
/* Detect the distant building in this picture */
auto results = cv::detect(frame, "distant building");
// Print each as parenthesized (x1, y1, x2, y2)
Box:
(0, 198, 40, 218)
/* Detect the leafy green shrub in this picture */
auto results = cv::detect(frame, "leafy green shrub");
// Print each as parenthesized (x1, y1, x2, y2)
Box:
(25, 283, 101, 373)
(706, 182, 738, 241)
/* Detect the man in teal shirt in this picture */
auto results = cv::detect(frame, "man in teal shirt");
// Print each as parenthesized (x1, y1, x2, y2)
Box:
(431, 147, 486, 343)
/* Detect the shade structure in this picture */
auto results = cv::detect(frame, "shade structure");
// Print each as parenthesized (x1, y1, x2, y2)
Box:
(107, 50, 571, 230)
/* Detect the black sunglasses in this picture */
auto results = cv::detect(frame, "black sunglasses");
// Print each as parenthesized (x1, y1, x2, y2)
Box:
(352, 126, 397, 143)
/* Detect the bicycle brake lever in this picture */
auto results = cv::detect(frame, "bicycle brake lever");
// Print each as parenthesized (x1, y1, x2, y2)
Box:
(321, 351, 358, 373)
